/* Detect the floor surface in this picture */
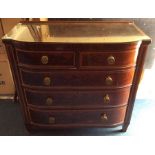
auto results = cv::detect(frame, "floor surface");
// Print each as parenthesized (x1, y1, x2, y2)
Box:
(0, 98, 154, 136)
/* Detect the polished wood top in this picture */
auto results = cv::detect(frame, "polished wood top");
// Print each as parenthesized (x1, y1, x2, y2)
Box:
(2, 21, 151, 43)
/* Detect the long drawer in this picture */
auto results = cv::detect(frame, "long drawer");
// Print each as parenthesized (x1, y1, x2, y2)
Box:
(24, 87, 131, 109)
(29, 106, 127, 127)
(20, 68, 135, 88)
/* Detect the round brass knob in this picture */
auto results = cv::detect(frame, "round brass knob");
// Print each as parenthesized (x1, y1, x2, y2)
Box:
(41, 55, 48, 64)
(107, 56, 115, 65)
(43, 77, 51, 86)
(46, 97, 53, 105)
(48, 116, 55, 124)
(101, 113, 108, 121)
(104, 94, 110, 104)
(105, 76, 113, 85)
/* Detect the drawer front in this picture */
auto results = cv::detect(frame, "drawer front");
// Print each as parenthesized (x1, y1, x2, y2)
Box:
(80, 50, 137, 68)
(0, 42, 5, 53)
(21, 68, 134, 88)
(29, 106, 127, 126)
(16, 50, 75, 68)
(25, 87, 130, 108)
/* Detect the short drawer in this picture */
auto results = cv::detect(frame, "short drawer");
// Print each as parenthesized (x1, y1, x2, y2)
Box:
(16, 50, 76, 68)
(20, 68, 134, 88)
(24, 87, 131, 108)
(80, 50, 137, 69)
(29, 106, 127, 126)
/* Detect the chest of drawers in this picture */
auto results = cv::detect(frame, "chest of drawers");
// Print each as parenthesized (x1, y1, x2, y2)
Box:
(2, 21, 151, 132)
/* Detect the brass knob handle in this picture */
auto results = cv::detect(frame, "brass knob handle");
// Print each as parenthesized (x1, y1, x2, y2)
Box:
(105, 76, 113, 85)
(43, 77, 51, 86)
(41, 55, 49, 64)
(101, 113, 108, 121)
(48, 116, 55, 124)
(103, 94, 110, 104)
(46, 97, 53, 105)
(107, 56, 115, 65)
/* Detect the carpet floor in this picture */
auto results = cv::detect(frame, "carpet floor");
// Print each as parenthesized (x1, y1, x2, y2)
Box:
(0, 99, 154, 136)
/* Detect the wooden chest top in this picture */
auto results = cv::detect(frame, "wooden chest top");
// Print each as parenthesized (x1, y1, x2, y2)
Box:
(2, 21, 151, 43)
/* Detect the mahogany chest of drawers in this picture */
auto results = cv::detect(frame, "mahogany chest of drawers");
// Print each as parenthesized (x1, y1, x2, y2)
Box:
(2, 21, 151, 132)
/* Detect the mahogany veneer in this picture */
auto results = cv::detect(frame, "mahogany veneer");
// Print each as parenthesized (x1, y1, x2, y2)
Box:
(29, 106, 127, 127)
(20, 68, 135, 88)
(24, 87, 130, 108)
